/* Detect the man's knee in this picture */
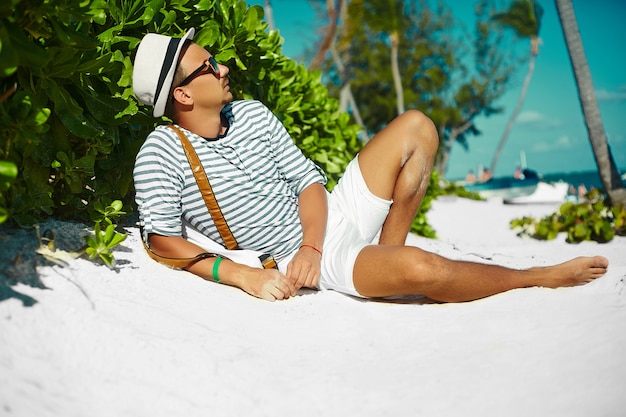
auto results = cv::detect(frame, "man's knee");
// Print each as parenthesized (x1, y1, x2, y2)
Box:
(394, 247, 442, 288)
(401, 110, 439, 154)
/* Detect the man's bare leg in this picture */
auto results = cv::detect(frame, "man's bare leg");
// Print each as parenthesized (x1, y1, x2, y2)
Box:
(357, 110, 438, 245)
(354, 110, 609, 301)
(353, 245, 609, 302)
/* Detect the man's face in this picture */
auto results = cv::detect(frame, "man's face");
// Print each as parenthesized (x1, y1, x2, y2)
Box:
(175, 43, 233, 109)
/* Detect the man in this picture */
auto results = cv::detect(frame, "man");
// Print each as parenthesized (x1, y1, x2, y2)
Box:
(132, 28, 608, 302)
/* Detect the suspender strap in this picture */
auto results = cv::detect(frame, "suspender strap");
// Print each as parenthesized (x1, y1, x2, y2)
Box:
(168, 124, 239, 250)
(141, 237, 220, 270)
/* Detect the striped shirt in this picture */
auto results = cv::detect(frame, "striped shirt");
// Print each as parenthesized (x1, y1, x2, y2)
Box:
(133, 100, 327, 260)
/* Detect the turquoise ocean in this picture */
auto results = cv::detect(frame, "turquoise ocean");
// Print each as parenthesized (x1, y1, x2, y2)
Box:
(541, 169, 626, 192)
(451, 168, 626, 192)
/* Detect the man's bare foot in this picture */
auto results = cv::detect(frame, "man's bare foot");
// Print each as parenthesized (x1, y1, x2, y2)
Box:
(530, 256, 609, 288)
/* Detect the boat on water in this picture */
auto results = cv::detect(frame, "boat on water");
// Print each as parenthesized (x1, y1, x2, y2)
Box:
(461, 168, 568, 204)
(459, 152, 569, 204)
(502, 181, 569, 204)
(462, 175, 540, 200)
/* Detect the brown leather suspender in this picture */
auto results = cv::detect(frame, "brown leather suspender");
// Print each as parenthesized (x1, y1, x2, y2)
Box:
(168, 124, 238, 250)
(141, 242, 219, 270)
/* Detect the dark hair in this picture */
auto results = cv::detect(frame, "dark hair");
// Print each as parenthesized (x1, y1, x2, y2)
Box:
(164, 39, 193, 120)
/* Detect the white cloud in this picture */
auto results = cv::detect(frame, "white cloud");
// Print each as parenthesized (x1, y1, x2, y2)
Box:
(531, 135, 572, 152)
(517, 110, 562, 128)
(517, 110, 545, 123)
(596, 87, 626, 102)
(556, 135, 571, 147)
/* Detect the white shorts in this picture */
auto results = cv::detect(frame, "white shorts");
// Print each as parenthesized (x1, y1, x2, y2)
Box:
(277, 155, 392, 297)
(185, 155, 391, 298)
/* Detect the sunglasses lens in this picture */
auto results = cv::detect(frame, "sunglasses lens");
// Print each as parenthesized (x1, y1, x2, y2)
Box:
(209, 57, 219, 73)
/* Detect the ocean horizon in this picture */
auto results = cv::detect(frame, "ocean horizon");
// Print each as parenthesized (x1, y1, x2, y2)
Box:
(450, 167, 626, 192)
(541, 169, 626, 191)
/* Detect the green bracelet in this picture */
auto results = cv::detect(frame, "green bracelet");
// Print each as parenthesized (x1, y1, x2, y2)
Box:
(212, 256, 222, 282)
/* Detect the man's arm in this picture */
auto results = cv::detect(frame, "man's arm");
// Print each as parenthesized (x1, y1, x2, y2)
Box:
(286, 182, 327, 289)
(149, 234, 296, 301)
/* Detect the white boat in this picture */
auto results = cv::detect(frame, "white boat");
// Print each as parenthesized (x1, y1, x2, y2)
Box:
(463, 176, 540, 200)
(503, 181, 569, 204)
(462, 152, 568, 204)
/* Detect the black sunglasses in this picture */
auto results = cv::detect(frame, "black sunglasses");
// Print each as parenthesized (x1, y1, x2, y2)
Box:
(177, 56, 220, 87)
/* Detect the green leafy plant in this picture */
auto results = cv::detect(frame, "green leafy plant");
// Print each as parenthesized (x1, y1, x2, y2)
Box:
(1, 0, 139, 226)
(84, 200, 127, 267)
(0, 0, 365, 225)
(510, 188, 626, 243)
(85, 221, 127, 268)
(90, 198, 126, 224)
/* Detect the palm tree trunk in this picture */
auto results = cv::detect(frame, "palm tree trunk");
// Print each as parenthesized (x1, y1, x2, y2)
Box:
(328, 0, 369, 141)
(555, 0, 626, 205)
(262, 0, 275, 31)
(310, 0, 341, 71)
(331, 45, 369, 142)
(390, 31, 404, 115)
(435, 120, 474, 176)
(489, 40, 536, 174)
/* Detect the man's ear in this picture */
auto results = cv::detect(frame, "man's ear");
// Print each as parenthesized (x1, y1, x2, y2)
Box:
(172, 87, 192, 105)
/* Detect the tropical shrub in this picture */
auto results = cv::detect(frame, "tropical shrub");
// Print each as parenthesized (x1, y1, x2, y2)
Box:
(0, 0, 439, 240)
(510, 188, 626, 243)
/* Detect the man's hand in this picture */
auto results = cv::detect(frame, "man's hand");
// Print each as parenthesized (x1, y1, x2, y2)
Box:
(240, 268, 297, 302)
(286, 246, 321, 291)
(293, 182, 326, 290)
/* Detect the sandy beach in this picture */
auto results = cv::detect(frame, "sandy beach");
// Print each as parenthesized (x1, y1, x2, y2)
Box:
(1, 196, 625, 416)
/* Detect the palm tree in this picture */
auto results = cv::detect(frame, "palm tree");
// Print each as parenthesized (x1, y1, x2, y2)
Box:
(310, 0, 341, 71)
(554, 0, 626, 205)
(310, 0, 370, 141)
(489, 0, 543, 175)
(350, 0, 406, 115)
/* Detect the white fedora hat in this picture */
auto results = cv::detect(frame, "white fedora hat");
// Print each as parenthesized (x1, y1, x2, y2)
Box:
(132, 28, 195, 118)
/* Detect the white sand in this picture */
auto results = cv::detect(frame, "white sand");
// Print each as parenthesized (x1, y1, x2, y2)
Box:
(1, 197, 625, 416)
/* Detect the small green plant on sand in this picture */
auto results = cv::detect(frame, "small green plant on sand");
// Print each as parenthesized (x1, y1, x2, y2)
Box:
(36, 200, 127, 269)
(84, 200, 127, 267)
(510, 189, 626, 243)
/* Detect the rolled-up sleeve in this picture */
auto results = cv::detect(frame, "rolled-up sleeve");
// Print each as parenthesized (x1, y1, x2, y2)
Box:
(133, 128, 186, 242)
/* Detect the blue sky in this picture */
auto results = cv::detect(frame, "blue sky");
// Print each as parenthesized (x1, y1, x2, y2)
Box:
(247, 0, 626, 180)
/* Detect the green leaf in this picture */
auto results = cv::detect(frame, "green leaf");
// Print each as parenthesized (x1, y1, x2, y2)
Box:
(0, 207, 9, 224)
(0, 161, 18, 179)
(4, 21, 51, 69)
(0, 24, 19, 76)
(107, 230, 127, 248)
(194, 21, 221, 46)
(50, 18, 98, 49)
(75, 52, 113, 74)
(45, 81, 104, 139)
(78, 86, 128, 124)
(99, 252, 115, 267)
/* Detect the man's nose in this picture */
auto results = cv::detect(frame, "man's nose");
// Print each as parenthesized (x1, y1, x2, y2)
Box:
(218, 63, 229, 78)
